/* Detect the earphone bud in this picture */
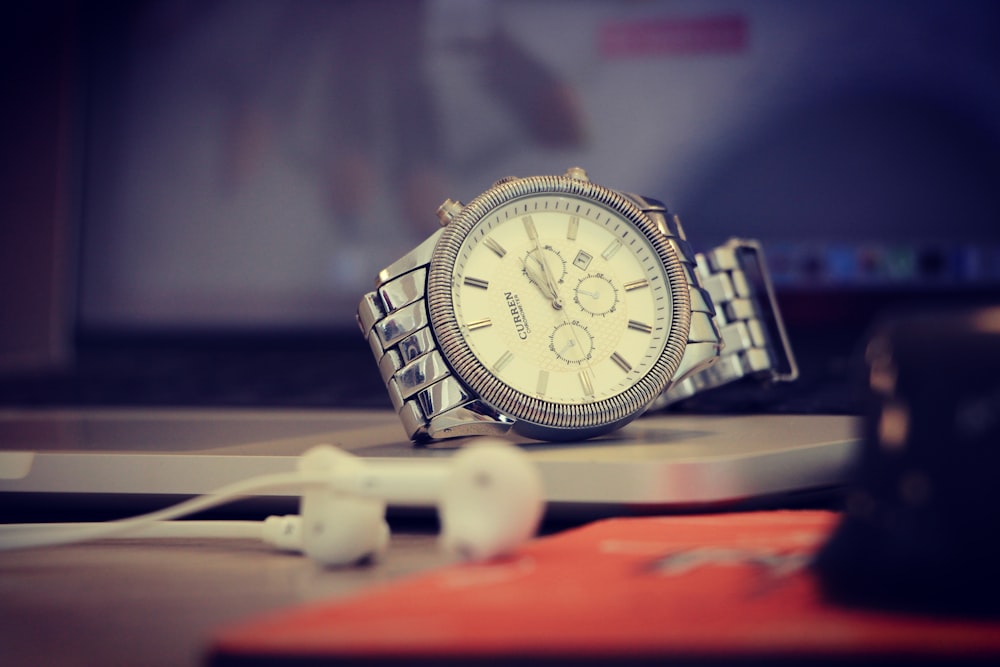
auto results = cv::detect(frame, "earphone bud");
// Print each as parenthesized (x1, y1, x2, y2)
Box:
(437, 440, 545, 562)
(297, 439, 544, 566)
(296, 445, 391, 566)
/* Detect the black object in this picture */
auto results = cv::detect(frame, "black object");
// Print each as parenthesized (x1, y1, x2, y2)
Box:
(813, 305, 1000, 616)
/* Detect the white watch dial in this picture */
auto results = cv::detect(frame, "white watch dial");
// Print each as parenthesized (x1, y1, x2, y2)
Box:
(451, 194, 672, 405)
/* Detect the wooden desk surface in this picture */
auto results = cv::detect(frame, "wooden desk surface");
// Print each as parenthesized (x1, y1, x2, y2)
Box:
(0, 531, 449, 667)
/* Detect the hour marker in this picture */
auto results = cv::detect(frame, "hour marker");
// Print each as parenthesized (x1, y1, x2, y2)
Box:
(492, 350, 514, 372)
(578, 370, 594, 396)
(463, 276, 489, 290)
(466, 318, 493, 331)
(522, 216, 538, 240)
(610, 351, 632, 373)
(536, 370, 549, 396)
(623, 278, 649, 291)
(483, 237, 507, 258)
(628, 319, 653, 334)
(566, 216, 579, 240)
(601, 239, 623, 260)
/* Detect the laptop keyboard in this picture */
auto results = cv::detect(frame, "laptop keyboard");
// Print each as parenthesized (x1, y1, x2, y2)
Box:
(0, 332, 865, 415)
(0, 336, 390, 410)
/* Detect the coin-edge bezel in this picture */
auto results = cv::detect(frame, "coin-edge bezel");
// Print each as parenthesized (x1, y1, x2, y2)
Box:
(426, 175, 691, 438)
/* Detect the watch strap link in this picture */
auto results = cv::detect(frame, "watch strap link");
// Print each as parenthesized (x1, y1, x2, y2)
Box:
(357, 265, 512, 441)
(654, 238, 799, 408)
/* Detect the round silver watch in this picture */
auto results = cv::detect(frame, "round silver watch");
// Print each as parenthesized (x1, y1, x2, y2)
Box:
(357, 168, 796, 442)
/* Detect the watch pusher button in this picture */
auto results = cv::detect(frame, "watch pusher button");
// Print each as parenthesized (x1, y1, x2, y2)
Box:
(436, 198, 464, 226)
(491, 176, 520, 187)
(564, 166, 589, 181)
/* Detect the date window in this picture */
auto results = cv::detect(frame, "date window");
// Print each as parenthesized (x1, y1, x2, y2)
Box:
(573, 250, 593, 271)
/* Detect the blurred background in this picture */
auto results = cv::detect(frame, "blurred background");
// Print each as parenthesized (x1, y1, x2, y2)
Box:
(2, 0, 998, 408)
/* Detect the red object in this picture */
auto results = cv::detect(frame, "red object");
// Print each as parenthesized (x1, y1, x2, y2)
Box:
(600, 15, 748, 58)
(210, 511, 1000, 663)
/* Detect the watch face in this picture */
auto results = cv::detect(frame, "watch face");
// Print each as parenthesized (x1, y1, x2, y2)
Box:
(427, 175, 690, 439)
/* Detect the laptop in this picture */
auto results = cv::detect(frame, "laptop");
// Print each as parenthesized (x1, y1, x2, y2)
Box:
(2, 1, 998, 519)
(0, 409, 857, 518)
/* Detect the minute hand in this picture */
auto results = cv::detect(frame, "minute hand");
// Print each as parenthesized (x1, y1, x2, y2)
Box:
(523, 254, 558, 301)
(531, 239, 564, 310)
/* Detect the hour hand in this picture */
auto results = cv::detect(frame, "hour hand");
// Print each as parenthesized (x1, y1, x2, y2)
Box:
(523, 253, 558, 300)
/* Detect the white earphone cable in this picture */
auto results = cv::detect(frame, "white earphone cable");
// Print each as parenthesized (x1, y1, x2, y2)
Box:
(0, 520, 264, 540)
(0, 471, 327, 552)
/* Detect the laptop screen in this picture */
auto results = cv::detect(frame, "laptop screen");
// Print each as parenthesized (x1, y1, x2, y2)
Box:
(75, 0, 1000, 337)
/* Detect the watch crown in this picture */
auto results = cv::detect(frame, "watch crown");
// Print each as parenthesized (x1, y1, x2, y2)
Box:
(436, 198, 464, 226)
(565, 166, 589, 182)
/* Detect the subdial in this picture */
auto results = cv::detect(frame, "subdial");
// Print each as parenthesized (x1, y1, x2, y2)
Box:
(548, 321, 594, 364)
(573, 274, 619, 316)
(522, 246, 567, 293)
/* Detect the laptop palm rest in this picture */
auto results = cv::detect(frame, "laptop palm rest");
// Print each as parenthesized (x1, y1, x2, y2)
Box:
(0, 409, 858, 516)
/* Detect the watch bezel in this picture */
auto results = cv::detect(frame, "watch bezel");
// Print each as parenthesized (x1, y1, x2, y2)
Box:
(426, 174, 691, 440)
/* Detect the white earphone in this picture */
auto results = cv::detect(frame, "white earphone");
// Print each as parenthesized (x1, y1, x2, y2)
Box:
(295, 444, 392, 566)
(294, 439, 545, 565)
(0, 439, 545, 566)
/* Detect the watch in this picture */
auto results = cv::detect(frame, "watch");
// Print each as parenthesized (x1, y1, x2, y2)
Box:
(357, 168, 797, 442)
